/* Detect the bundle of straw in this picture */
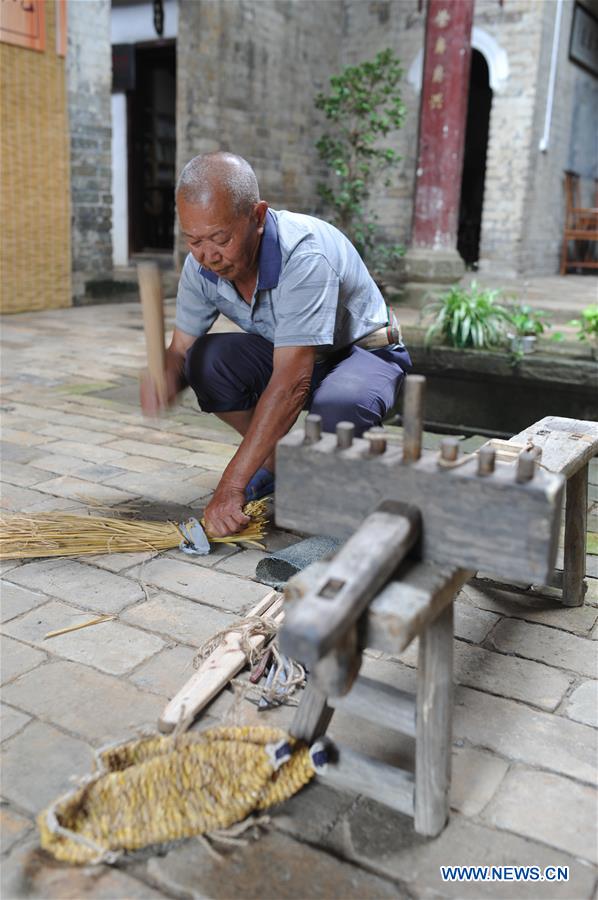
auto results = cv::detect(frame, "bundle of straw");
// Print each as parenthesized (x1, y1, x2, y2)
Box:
(0, 500, 268, 561)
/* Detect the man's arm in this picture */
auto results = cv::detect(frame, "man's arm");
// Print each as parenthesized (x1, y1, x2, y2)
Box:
(204, 345, 316, 536)
(140, 327, 196, 416)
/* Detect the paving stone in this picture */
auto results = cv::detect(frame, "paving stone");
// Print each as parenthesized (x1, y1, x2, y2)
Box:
(488, 618, 597, 678)
(0, 483, 82, 513)
(70, 463, 130, 483)
(84, 549, 158, 573)
(0, 428, 48, 447)
(482, 766, 598, 864)
(145, 828, 400, 900)
(0, 804, 33, 854)
(460, 583, 598, 635)
(103, 438, 201, 465)
(127, 558, 268, 613)
(0, 636, 47, 684)
(0, 461, 53, 488)
(25, 453, 93, 477)
(453, 686, 596, 784)
(272, 779, 355, 844)
(0, 720, 93, 813)
(37, 424, 118, 444)
(453, 602, 501, 643)
(0, 443, 41, 465)
(2, 660, 164, 744)
(216, 548, 270, 578)
(1, 835, 164, 899)
(106, 471, 206, 505)
(325, 800, 596, 899)
(0, 560, 22, 576)
(0, 582, 48, 623)
(33, 475, 135, 506)
(5, 559, 144, 613)
(4, 602, 165, 675)
(33, 439, 127, 464)
(163, 542, 239, 569)
(450, 747, 509, 817)
(122, 593, 238, 646)
(129, 644, 198, 697)
(0, 703, 32, 742)
(562, 680, 598, 727)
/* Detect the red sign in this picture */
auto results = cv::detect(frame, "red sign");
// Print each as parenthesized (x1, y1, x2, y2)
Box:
(0, 0, 46, 52)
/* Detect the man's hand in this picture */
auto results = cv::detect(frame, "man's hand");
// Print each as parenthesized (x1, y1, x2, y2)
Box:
(203, 483, 250, 537)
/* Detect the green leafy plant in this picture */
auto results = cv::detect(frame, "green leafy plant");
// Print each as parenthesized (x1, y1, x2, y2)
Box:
(315, 49, 406, 277)
(569, 305, 598, 346)
(508, 304, 552, 337)
(423, 282, 512, 350)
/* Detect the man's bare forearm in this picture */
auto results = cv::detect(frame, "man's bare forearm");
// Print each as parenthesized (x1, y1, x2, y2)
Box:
(219, 379, 310, 489)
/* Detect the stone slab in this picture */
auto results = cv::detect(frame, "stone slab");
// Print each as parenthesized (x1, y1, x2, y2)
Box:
(453, 602, 501, 644)
(0, 703, 32, 742)
(33, 475, 135, 506)
(489, 619, 597, 678)
(562, 680, 598, 728)
(122, 593, 238, 647)
(0, 636, 47, 684)
(37, 424, 118, 444)
(325, 799, 596, 898)
(145, 828, 401, 900)
(0, 804, 32, 855)
(32, 440, 126, 463)
(461, 583, 598, 635)
(83, 550, 158, 573)
(215, 548, 270, 578)
(1, 660, 164, 744)
(450, 747, 509, 817)
(0, 461, 54, 488)
(453, 686, 597, 784)
(5, 559, 145, 614)
(163, 542, 239, 569)
(482, 766, 598, 864)
(0, 582, 48, 623)
(25, 453, 94, 477)
(4, 602, 165, 675)
(0, 483, 82, 513)
(272, 779, 355, 843)
(128, 643, 198, 698)
(1, 720, 93, 813)
(106, 471, 206, 505)
(127, 558, 268, 613)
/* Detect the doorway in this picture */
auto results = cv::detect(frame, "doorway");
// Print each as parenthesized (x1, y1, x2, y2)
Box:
(128, 42, 176, 254)
(458, 50, 492, 267)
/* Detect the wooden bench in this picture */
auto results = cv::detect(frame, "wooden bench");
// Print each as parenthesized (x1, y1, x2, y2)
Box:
(480, 416, 598, 606)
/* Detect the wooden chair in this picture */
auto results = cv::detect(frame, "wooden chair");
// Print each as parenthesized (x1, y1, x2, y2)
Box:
(560, 171, 598, 274)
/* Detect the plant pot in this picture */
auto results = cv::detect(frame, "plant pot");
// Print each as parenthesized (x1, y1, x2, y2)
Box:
(509, 334, 537, 354)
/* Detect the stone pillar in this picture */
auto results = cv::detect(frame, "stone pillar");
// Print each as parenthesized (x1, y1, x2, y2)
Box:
(401, 0, 474, 305)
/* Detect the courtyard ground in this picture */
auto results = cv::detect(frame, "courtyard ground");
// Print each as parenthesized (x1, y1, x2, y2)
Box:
(0, 290, 597, 899)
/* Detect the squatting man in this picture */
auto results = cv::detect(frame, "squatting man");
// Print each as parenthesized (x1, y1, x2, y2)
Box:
(140, 152, 411, 537)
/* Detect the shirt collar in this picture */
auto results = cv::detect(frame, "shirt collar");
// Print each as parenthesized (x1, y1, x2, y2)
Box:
(197, 209, 282, 290)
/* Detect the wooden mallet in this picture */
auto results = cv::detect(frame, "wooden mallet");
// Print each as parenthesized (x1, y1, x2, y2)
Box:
(137, 261, 168, 411)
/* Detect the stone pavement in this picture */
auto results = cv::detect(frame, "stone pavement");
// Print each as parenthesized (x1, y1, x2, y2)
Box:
(1, 301, 597, 899)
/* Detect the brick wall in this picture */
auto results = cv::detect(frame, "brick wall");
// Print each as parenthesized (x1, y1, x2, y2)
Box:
(176, 0, 343, 247)
(66, 0, 113, 302)
(0, 0, 71, 313)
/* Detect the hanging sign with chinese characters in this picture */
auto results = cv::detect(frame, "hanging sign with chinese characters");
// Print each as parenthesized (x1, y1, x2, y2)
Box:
(0, 0, 45, 51)
(412, 0, 474, 249)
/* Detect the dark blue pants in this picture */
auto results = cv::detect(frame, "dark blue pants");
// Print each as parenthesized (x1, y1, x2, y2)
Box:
(185, 333, 412, 437)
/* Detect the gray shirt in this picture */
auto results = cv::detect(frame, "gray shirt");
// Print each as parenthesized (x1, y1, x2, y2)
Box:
(175, 208, 387, 353)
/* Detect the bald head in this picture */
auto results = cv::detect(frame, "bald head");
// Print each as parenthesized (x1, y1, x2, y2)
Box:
(176, 152, 260, 216)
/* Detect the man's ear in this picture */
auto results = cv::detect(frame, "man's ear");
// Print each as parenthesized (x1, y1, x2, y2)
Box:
(254, 200, 269, 233)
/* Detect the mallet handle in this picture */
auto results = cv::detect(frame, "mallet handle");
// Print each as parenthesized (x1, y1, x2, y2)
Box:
(137, 262, 167, 408)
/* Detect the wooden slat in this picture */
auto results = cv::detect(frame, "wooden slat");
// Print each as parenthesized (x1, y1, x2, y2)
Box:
(329, 676, 416, 738)
(318, 743, 415, 817)
(275, 428, 564, 584)
(290, 684, 334, 743)
(415, 603, 453, 837)
(563, 466, 588, 607)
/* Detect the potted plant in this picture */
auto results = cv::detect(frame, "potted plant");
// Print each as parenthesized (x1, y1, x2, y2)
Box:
(569, 305, 598, 359)
(507, 304, 552, 355)
(423, 282, 512, 350)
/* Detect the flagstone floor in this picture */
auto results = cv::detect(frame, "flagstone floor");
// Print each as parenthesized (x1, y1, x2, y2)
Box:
(0, 300, 597, 899)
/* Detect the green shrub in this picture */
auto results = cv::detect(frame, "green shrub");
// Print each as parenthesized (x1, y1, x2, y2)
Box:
(569, 305, 598, 345)
(508, 304, 552, 337)
(424, 282, 512, 350)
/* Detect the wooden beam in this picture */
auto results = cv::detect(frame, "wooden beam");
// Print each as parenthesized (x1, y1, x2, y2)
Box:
(563, 465, 588, 607)
(318, 743, 415, 817)
(329, 676, 417, 738)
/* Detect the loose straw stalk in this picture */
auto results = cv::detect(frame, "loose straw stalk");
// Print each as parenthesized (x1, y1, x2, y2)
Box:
(0, 500, 268, 561)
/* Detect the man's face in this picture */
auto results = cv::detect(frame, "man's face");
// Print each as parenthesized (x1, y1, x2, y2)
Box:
(178, 193, 267, 283)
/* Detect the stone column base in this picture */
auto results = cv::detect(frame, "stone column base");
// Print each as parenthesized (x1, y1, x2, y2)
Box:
(398, 247, 465, 308)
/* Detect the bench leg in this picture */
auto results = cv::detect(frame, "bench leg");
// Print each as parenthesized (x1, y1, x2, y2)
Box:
(290, 683, 334, 743)
(562, 464, 588, 607)
(415, 603, 453, 837)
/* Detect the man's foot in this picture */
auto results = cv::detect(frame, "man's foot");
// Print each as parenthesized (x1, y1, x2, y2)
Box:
(245, 466, 275, 501)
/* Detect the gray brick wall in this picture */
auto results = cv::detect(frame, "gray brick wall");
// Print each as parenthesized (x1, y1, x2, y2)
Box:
(176, 0, 343, 249)
(66, 0, 113, 302)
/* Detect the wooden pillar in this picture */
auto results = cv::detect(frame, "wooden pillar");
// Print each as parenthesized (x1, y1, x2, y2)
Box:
(402, 0, 475, 303)
(562, 465, 588, 607)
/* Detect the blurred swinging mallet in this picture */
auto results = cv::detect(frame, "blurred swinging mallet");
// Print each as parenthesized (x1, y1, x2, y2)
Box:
(137, 261, 168, 412)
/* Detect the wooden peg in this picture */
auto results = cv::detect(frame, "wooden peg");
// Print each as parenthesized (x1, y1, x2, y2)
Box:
(304, 414, 322, 444)
(137, 262, 167, 408)
(477, 445, 496, 476)
(366, 427, 387, 456)
(440, 437, 459, 463)
(403, 375, 425, 463)
(336, 421, 354, 450)
(516, 448, 536, 482)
